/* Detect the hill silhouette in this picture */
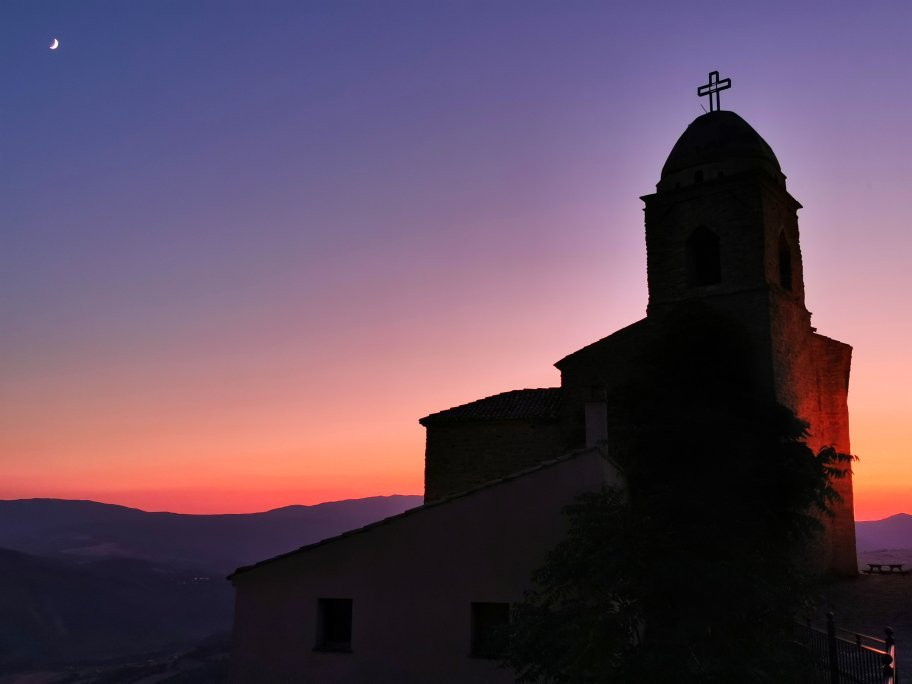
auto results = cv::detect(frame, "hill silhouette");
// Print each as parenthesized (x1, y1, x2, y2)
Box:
(0, 546, 230, 673)
(0, 495, 422, 574)
(0, 495, 421, 675)
(855, 513, 912, 552)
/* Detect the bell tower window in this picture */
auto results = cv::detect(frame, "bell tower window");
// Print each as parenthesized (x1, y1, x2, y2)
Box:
(778, 232, 793, 291)
(686, 227, 721, 287)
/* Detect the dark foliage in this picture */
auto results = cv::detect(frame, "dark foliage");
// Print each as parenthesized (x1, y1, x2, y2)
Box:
(508, 306, 853, 682)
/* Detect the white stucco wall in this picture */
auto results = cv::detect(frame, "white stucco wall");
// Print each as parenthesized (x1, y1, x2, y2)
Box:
(231, 449, 620, 683)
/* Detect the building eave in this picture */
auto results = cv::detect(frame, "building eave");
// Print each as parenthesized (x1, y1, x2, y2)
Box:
(228, 445, 618, 582)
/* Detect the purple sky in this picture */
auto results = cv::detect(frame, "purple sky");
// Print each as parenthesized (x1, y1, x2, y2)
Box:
(2, 1, 910, 517)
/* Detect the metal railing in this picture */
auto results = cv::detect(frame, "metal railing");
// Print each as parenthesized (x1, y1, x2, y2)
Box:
(797, 612, 896, 684)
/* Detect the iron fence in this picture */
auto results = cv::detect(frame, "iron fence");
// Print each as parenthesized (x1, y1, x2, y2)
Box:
(797, 612, 896, 684)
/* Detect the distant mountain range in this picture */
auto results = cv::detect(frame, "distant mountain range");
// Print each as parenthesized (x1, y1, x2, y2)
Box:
(0, 497, 905, 675)
(855, 513, 912, 553)
(0, 546, 231, 673)
(0, 495, 422, 674)
(0, 495, 423, 574)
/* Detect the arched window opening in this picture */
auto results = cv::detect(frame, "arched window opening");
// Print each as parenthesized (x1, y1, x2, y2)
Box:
(686, 227, 721, 287)
(778, 232, 793, 291)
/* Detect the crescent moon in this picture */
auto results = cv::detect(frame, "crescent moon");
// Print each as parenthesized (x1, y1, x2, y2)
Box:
(50, 38, 59, 50)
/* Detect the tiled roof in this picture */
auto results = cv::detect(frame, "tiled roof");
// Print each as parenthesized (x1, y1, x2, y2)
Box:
(418, 388, 562, 426)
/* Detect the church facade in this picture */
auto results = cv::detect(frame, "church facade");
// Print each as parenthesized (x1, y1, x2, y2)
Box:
(230, 105, 856, 682)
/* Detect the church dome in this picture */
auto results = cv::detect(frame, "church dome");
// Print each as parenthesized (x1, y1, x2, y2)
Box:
(659, 111, 783, 189)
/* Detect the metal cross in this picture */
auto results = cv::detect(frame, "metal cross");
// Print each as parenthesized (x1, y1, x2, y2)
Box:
(697, 71, 731, 112)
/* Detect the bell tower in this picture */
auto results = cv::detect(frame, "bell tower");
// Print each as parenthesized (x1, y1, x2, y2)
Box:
(643, 109, 806, 320)
(639, 75, 856, 574)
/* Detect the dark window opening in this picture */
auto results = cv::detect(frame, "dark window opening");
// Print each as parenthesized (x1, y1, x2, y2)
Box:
(686, 227, 721, 287)
(315, 598, 352, 652)
(471, 602, 510, 658)
(694, 169, 704, 184)
(778, 232, 793, 291)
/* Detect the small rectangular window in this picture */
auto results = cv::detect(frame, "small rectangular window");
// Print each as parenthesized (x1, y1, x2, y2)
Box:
(315, 598, 353, 652)
(471, 602, 510, 658)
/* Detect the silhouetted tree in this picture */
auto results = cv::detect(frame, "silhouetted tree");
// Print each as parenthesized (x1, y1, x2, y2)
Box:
(508, 306, 853, 683)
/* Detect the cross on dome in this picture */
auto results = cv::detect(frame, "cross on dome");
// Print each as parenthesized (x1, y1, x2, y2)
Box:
(697, 71, 732, 112)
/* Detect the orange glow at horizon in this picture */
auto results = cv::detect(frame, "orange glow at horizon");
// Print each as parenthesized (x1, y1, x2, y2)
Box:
(4, 329, 908, 520)
(3, 227, 909, 519)
(4, 4, 911, 522)
(3, 243, 910, 520)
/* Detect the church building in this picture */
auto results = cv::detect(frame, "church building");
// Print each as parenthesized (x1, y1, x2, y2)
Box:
(229, 79, 856, 682)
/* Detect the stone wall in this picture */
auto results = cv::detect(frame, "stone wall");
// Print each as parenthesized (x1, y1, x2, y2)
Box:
(805, 332, 856, 575)
(423, 419, 563, 503)
(768, 293, 856, 574)
(644, 172, 789, 310)
(556, 319, 652, 450)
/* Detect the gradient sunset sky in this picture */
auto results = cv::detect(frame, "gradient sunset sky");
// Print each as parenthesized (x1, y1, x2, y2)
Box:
(3, 1, 909, 519)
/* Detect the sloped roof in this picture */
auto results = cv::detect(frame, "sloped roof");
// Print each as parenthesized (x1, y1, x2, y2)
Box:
(555, 318, 650, 369)
(418, 387, 561, 426)
(228, 447, 611, 580)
